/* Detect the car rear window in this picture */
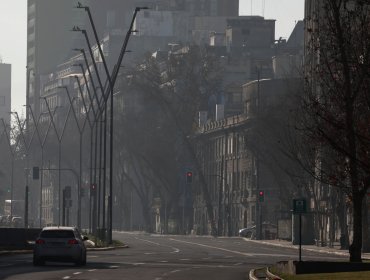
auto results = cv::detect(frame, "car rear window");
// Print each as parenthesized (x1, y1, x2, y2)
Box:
(40, 230, 75, 238)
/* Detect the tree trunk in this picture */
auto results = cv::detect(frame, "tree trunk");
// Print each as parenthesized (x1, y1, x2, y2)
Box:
(349, 191, 363, 262)
(337, 192, 349, 249)
(142, 205, 153, 233)
(362, 197, 370, 252)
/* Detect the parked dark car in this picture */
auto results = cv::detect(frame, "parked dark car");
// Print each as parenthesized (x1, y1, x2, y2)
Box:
(33, 226, 88, 266)
(239, 226, 256, 238)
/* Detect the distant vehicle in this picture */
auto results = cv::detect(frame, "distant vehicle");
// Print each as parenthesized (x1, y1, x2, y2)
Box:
(33, 226, 88, 266)
(239, 222, 277, 239)
(11, 216, 23, 228)
(239, 226, 256, 238)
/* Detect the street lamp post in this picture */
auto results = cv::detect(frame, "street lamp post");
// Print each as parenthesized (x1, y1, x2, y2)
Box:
(58, 86, 84, 229)
(24, 105, 56, 227)
(41, 97, 74, 226)
(74, 5, 148, 244)
(1, 118, 18, 223)
(72, 50, 103, 234)
(11, 112, 31, 228)
(72, 27, 109, 236)
(104, 6, 149, 245)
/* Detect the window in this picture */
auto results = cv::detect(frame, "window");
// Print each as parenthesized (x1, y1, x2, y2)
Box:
(40, 230, 75, 238)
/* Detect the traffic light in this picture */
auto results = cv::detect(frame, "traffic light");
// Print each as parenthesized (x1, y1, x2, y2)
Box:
(258, 190, 265, 202)
(64, 186, 71, 199)
(91, 184, 97, 196)
(186, 171, 193, 184)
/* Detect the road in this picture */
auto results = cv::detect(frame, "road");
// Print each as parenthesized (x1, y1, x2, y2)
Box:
(0, 232, 347, 280)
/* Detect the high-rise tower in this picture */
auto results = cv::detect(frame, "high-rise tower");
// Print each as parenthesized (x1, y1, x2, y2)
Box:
(27, 0, 136, 118)
(0, 63, 11, 126)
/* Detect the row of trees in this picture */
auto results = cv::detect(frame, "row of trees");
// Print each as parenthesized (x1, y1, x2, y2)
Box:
(1, 0, 368, 263)
(112, 47, 223, 234)
(300, 0, 370, 262)
(109, 0, 370, 263)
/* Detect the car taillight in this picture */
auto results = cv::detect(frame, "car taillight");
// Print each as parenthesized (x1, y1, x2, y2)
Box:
(36, 239, 45, 244)
(68, 239, 79, 245)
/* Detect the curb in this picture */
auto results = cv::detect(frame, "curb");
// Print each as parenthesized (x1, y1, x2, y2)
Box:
(87, 245, 129, 251)
(266, 267, 284, 280)
(0, 250, 32, 256)
(243, 238, 352, 258)
(249, 269, 258, 280)
(0, 245, 129, 256)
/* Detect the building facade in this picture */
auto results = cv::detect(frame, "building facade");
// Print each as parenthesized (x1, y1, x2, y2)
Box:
(193, 77, 303, 237)
(27, 0, 137, 119)
(0, 63, 11, 126)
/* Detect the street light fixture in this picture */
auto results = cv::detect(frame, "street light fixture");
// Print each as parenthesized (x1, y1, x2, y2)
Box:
(23, 104, 56, 227)
(1, 118, 15, 222)
(40, 97, 74, 226)
(73, 4, 148, 244)
(10, 111, 31, 228)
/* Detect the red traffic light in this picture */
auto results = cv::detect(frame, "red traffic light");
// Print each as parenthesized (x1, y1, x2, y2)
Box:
(186, 172, 193, 183)
(258, 190, 265, 202)
(91, 184, 97, 196)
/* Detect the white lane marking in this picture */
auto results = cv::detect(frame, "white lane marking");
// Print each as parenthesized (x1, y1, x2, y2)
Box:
(134, 237, 180, 253)
(109, 265, 119, 268)
(169, 270, 181, 274)
(155, 278, 163, 280)
(88, 269, 97, 272)
(133, 262, 145, 265)
(144, 252, 156, 255)
(134, 238, 162, 246)
(73, 272, 82, 275)
(160, 260, 168, 263)
(234, 263, 243, 266)
(169, 238, 254, 257)
(62, 277, 70, 279)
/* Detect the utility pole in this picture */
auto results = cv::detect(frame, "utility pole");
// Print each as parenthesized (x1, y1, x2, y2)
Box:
(255, 67, 262, 240)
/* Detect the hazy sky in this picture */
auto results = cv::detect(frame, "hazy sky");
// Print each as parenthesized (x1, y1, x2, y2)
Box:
(0, 0, 304, 116)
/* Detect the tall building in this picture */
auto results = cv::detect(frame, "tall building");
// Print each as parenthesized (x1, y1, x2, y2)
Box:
(184, 0, 239, 16)
(0, 63, 11, 126)
(27, 0, 136, 119)
(135, 0, 239, 16)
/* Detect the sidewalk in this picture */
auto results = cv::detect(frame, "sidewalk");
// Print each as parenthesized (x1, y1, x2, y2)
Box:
(244, 238, 370, 260)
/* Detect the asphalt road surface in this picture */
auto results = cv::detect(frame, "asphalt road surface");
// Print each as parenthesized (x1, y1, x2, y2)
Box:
(0, 232, 347, 280)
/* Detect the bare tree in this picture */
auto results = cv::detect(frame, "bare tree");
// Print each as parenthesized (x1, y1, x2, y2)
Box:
(114, 46, 223, 235)
(303, 0, 370, 262)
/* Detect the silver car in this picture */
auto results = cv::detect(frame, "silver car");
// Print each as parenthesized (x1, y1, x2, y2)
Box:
(33, 226, 88, 266)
